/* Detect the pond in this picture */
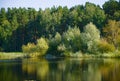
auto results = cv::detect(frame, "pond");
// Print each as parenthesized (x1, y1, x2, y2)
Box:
(0, 58, 120, 81)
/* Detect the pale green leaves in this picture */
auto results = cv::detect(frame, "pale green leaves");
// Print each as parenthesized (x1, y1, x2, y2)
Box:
(81, 22, 100, 53)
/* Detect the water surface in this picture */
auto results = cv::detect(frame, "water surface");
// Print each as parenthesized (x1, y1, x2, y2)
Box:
(0, 58, 120, 81)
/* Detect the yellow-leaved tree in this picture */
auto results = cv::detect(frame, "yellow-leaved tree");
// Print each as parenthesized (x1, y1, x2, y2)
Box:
(103, 20, 120, 50)
(22, 37, 49, 57)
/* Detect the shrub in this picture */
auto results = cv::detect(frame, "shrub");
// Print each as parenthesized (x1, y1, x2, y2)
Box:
(48, 27, 81, 56)
(22, 37, 49, 57)
(97, 40, 115, 53)
(57, 43, 66, 52)
(48, 32, 62, 55)
(49, 32, 61, 47)
(62, 26, 81, 52)
(36, 38, 49, 56)
(0, 47, 3, 52)
(116, 37, 120, 50)
(22, 43, 36, 53)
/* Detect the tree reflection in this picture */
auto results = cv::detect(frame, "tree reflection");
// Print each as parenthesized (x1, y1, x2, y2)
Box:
(22, 58, 49, 81)
(0, 58, 120, 81)
(0, 61, 22, 81)
(46, 58, 103, 81)
(101, 59, 120, 81)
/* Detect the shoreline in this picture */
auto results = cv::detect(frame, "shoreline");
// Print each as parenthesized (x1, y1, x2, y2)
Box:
(0, 52, 27, 59)
(0, 52, 120, 60)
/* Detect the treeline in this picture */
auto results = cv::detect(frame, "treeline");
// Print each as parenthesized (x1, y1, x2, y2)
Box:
(0, 0, 120, 54)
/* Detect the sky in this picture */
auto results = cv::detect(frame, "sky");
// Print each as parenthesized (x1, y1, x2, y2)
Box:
(0, 0, 109, 10)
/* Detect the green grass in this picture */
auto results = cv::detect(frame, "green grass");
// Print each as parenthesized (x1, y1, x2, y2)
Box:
(64, 51, 120, 58)
(0, 51, 120, 59)
(0, 52, 27, 59)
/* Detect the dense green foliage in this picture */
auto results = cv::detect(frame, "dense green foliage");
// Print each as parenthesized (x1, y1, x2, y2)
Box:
(57, 26, 81, 56)
(0, 0, 120, 57)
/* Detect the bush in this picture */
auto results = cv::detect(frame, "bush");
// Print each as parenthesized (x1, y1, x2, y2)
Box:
(48, 32, 62, 55)
(48, 27, 81, 56)
(49, 32, 61, 47)
(0, 47, 3, 52)
(35, 38, 49, 56)
(22, 37, 49, 57)
(97, 40, 115, 53)
(116, 37, 120, 50)
(57, 43, 66, 52)
(62, 26, 81, 52)
(22, 43, 36, 53)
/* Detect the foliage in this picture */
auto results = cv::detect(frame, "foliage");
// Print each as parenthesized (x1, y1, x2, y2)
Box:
(22, 43, 36, 53)
(58, 26, 81, 56)
(0, 52, 25, 59)
(97, 40, 115, 53)
(48, 32, 62, 55)
(48, 26, 81, 56)
(84, 2, 106, 29)
(36, 38, 49, 52)
(0, 47, 3, 52)
(103, 0, 119, 19)
(49, 32, 61, 47)
(103, 20, 120, 49)
(81, 22, 100, 53)
(57, 43, 66, 52)
(0, 1, 120, 57)
(22, 37, 49, 57)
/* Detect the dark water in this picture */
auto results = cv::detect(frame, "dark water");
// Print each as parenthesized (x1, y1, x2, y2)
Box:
(0, 58, 120, 81)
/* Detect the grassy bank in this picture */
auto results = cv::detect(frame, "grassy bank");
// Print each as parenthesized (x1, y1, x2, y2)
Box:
(0, 51, 120, 60)
(0, 52, 27, 59)
(64, 51, 120, 58)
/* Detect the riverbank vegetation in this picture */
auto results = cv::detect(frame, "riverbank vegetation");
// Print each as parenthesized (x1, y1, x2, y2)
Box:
(0, 52, 26, 59)
(0, 0, 120, 58)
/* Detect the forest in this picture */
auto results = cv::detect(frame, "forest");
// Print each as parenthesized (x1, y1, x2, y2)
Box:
(0, 0, 120, 57)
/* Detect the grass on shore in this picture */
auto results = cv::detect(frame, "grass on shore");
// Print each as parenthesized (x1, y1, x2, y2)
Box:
(0, 51, 120, 59)
(64, 51, 120, 58)
(0, 52, 27, 59)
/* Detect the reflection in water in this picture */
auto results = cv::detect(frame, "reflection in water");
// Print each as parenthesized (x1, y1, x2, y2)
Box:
(101, 59, 120, 81)
(22, 58, 49, 81)
(0, 58, 120, 81)
(0, 60, 22, 81)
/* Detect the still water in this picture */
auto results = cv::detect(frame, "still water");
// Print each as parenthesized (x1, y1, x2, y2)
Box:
(0, 58, 120, 81)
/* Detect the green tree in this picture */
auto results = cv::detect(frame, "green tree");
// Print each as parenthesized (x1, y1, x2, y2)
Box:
(48, 32, 62, 55)
(81, 22, 100, 53)
(36, 38, 49, 55)
(58, 26, 81, 55)
(0, 17, 12, 51)
(0, 8, 6, 23)
(83, 2, 106, 30)
(113, 10, 120, 20)
(39, 8, 52, 37)
(0, 2, 119, 53)
(69, 5, 84, 30)
(103, 0, 119, 19)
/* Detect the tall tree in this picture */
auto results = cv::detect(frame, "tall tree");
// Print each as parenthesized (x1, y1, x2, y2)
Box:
(103, 0, 119, 19)
(103, 20, 120, 49)
(83, 2, 106, 30)
(81, 22, 100, 53)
